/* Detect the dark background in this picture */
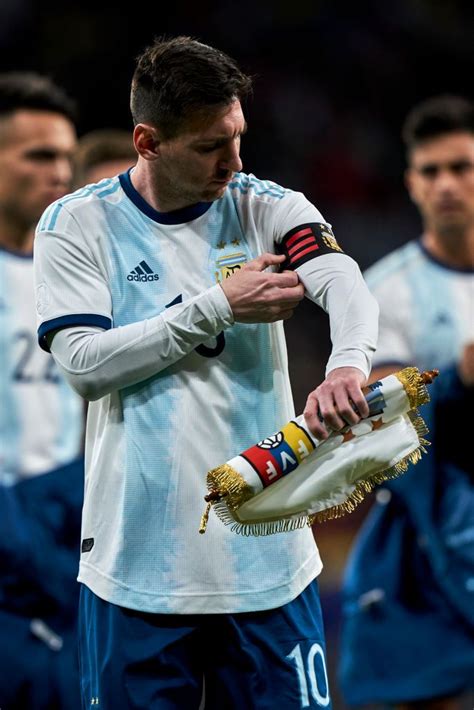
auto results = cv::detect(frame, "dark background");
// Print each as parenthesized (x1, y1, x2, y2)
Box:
(2, 1, 472, 706)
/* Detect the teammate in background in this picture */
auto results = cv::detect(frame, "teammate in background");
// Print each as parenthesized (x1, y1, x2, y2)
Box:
(339, 95, 474, 710)
(35, 37, 378, 708)
(0, 73, 83, 709)
(73, 128, 136, 186)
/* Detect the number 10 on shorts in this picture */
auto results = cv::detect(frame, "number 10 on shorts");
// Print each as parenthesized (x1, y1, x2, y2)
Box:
(287, 643, 330, 708)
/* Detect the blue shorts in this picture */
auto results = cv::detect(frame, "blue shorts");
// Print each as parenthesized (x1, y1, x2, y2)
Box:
(78, 580, 331, 709)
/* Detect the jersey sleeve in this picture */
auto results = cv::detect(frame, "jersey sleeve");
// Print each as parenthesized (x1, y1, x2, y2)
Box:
(231, 175, 377, 377)
(229, 173, 333, 257)
(34, 204, 112, 352)
(250, 181, 344, 263)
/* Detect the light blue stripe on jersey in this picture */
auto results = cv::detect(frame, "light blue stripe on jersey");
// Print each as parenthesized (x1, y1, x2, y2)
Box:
(0, 256, 21, 484)
(103, 197, 184, 588)
(209, 194, 278, 453)
(209, 194, 286, 579)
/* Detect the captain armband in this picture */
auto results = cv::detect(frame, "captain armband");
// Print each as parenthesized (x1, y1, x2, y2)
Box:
(277, 223, 344, 270)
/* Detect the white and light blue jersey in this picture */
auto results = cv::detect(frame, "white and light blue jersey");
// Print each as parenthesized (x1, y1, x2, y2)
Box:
(364, 240, 473, 371)
(34, 171, 325, 614)
(0, 247, 83, 486)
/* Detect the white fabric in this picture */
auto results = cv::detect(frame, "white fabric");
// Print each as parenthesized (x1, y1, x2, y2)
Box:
(297, 255, 378, 378)
(364, 240, 473, 370)
(48, 284, 233, 400)
(222, 374, 420, 525)
(34, 171, 376, 614)
(0, 249, 83, 485)
(48, 255, 377, 396)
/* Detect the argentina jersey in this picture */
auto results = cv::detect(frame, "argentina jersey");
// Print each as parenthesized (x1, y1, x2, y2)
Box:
(35, 171, 324, 614)
(0, 247, 83, 485)
(365, 240, 474, 372)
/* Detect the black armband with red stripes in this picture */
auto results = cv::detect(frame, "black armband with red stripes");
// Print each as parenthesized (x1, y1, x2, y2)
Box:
(277, 223, 344, 270)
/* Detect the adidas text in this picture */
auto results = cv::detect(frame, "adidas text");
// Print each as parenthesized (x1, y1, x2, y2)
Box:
(127, 273, 159, 282)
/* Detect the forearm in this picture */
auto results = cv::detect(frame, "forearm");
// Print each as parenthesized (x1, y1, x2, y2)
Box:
(50, 284, 233, 400)
(297, 253, 379, 378)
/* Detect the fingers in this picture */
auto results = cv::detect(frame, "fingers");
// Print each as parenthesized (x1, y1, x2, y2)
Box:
(303, 367, 369, 438)
(303, 392, 330, 440)
(220, 253, 304, 323)
(244, 252, 285, 272)
(272, 283, 305, 303)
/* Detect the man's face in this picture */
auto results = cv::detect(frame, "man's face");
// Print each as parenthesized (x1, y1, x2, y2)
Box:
(0, 109, 76, 228)
(152, 100, 246, 208)
(406, 131, 474, 236)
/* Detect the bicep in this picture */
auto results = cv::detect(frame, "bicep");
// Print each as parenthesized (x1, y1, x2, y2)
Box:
(35, 227, 112, 353)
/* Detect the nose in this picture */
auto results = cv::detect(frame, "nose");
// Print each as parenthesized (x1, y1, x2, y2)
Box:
(434, 167, 459, 193)
(220, 139, 243, 174)
(52, 156, 73, 189)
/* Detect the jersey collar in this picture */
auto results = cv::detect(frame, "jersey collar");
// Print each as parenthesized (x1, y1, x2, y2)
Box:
(418, 239, 474, 274)
(119, 169, 212, 225)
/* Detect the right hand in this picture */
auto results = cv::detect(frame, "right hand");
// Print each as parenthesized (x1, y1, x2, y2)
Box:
(220, 253, 304, 323)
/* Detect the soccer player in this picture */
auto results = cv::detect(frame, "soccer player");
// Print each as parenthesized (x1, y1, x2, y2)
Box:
(73, 128, 136, 186)
(339, 95, 474, 710)
(0, 73, 84, 708)
(34, 37, 379, 708)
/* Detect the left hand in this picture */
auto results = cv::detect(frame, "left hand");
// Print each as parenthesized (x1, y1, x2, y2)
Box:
(303, 366, 369, 439)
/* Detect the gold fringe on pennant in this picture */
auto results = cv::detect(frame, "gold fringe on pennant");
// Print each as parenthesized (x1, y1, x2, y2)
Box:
(200, 372, 435, 536)
(395, 367, 431, 409)
(310, 414, 430, 525)
(204, 411, 430, 536)
(199, 463, 254, 534)
(225, 514, 311, 538)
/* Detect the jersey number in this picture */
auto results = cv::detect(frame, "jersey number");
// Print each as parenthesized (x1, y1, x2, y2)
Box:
(287, 643, 330, 708)
(12, 330, 60, 383)
(165, 295, 226, 358)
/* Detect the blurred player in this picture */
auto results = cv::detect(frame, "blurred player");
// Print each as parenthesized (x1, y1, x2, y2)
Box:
(0, 72, 84, 709)
(339, 95, 474, 710)
(35, 37, 379, 708)
(73, 127, 136, 186)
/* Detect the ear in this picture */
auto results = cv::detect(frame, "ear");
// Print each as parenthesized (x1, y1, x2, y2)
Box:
(133, 124, 161, 160)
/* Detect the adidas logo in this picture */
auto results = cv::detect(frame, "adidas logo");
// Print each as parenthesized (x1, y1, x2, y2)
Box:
(127, 260, 159, 282)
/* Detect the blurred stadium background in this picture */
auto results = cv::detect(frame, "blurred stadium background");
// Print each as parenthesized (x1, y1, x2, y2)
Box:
(2, 1, 472, 706)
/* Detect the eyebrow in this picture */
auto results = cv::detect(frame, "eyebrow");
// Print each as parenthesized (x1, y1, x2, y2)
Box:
(415, 158, 473, 172)
(192, 122, 248, 146)
(24, 147, 71, 159)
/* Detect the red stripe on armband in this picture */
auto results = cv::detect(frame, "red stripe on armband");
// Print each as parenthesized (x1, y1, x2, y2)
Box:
(287, 236, 316, 255)
(285, 227, 314, 248)
(289, 244, 320, 264)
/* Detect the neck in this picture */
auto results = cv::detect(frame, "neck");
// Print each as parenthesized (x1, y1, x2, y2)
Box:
(0, 213, 35, 254)
(422, 227, 474, 269)
(131, 162, 193, 213)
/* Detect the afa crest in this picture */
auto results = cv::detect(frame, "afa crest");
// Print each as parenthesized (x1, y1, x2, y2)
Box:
(215, 252, 248, 282)
(321, 229, 343, 252)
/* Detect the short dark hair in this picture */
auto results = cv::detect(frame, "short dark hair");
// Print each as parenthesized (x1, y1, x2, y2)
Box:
(131, 36, 252, 138)
(74, 128, 136, 184)
(402, 94, 474, 155)
(0, 71, 76, 123)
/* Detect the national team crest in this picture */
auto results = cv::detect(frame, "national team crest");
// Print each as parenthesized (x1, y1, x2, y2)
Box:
(215, 252, 248, 282)
(321, 230, 343, 252)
